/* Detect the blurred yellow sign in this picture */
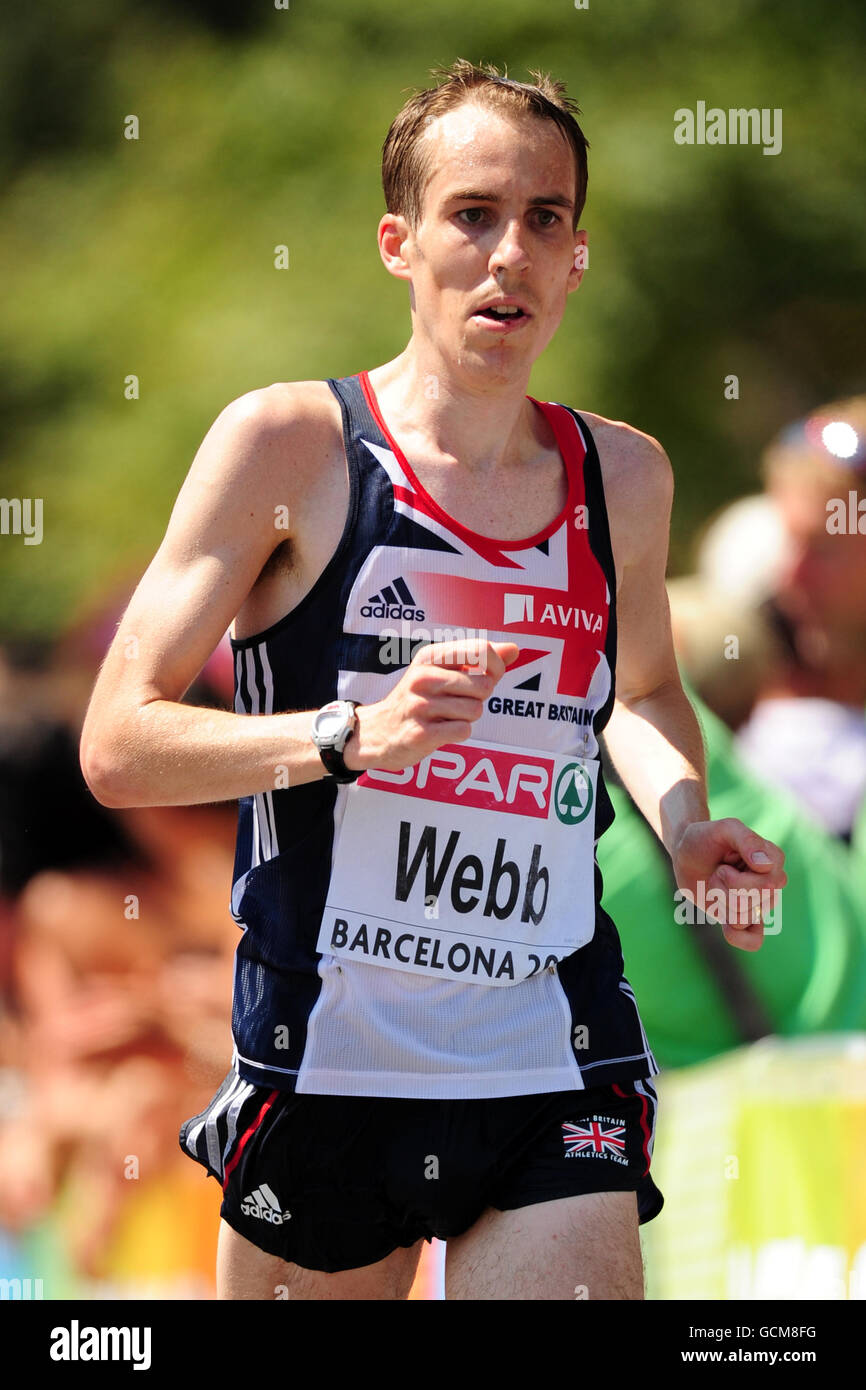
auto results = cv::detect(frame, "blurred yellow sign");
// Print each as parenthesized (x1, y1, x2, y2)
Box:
(642, 1035, 866, 1299)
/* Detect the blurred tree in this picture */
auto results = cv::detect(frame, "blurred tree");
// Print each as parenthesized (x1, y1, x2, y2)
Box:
(1, 0, 864, 636)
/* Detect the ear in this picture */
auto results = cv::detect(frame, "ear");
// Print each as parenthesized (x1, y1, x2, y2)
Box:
(568, 229, 588, 291)
(378, 211, 414, 284)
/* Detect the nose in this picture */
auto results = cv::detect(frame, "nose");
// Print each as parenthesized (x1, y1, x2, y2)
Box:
(490, 217, 531, 275)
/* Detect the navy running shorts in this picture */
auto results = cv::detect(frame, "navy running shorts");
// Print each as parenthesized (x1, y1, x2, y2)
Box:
(180, 1069, 664, 1273)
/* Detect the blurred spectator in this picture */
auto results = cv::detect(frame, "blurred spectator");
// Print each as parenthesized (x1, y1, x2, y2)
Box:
(600, 678, 866, 1070)
(697, 493, 793, 612)
(0, 630, 239, 1297)
(666, 574, 786, 732)
(606, 401, 866, 1069)
(670, 399, 866, 841)
(734, 397, 866, 841)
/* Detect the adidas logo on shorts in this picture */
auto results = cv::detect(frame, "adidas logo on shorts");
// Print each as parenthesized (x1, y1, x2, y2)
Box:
(360, 577, 425, 621)
(240, 1183, 292, 1224)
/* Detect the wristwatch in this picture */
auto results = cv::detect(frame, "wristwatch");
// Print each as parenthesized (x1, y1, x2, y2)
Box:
(311, 700, 363, 783)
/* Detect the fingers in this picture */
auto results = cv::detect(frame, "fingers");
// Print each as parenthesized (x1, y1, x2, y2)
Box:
(704, 879, 776, 927)
(715, 819, 787, 884)
(359, 640, 518, 772)
(414, 667, 498, 703)
(490, 640, 520, 668)
(418, 719, 475, 745)
(409, 654, 506, 708)
(675, 821, 785, 953)
(714, 865, 784, 895)
(688, 866, 776, 932)
(419, 695, 487, 724)
(722, 921, 764, 952)
(412, 639, 519, 682)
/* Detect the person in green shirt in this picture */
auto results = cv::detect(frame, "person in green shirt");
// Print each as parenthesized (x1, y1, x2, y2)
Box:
(599, 676, 866, 1070)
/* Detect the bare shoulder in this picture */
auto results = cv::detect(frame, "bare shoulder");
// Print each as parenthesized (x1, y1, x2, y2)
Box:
(578, 410, 672, 498)
(178, 377, 344, 538)
(236, 377, 339, 425)
(577, 410, 674, 579)
(206, 381, 349, 639)
(209, 378, 341, 466)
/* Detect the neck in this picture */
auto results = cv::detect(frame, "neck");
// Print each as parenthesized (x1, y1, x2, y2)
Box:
(366, 339, 542, 475)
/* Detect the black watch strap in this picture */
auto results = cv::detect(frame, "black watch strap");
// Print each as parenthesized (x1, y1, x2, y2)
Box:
(319, 740, 363, 784)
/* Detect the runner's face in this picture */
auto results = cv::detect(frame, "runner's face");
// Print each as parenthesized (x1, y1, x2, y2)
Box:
(403, 103, 584, 372)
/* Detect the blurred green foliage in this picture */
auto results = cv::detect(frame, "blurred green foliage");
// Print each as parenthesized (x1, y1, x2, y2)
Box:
(1, 0, 865, 637)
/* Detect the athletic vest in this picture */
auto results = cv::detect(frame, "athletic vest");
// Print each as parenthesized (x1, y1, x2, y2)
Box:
(228, 371, 658, 1099)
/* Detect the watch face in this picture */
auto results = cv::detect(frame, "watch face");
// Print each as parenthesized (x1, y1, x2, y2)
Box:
(313, 701, 352, 745)
(316, 709, 345, 740)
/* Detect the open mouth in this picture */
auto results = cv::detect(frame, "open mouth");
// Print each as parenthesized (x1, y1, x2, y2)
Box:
(474, 306, 528, 321)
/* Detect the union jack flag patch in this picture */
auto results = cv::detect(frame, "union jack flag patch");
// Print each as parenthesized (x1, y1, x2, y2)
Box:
(562, 1118, 627, 1159)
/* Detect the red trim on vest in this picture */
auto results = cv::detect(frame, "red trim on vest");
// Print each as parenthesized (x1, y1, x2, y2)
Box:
(360, 370, 586, 567)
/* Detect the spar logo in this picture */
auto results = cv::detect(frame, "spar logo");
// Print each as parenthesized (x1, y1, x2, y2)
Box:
(554, 763, 593, 824)
(365, 745, 593, 826)
(365, 743, 553, 818)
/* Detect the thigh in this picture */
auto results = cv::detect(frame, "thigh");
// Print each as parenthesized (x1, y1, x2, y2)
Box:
(444, 1190, 643, 1301)
(217, 1219, 425, 1300)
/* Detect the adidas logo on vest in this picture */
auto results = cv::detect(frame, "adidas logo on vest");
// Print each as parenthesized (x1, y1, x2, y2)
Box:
(361, 576, 425, 621)
(240, 1183, 292, 1224)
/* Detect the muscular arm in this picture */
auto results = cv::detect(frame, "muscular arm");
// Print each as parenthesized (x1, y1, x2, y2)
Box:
(80, 386, 334, 807)
(599, 431, 709, 855)
(81, 385, 511, 809)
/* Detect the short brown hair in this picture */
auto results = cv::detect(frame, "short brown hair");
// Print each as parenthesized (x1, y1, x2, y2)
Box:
(382, 58, 589, 233)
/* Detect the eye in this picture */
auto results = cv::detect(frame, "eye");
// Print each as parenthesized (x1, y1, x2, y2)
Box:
(457, 207, 489, 226)
(535, 209, 561, 227)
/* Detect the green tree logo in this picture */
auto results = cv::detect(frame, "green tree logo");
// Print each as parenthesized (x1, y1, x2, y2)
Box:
(554, 763, 593, 825)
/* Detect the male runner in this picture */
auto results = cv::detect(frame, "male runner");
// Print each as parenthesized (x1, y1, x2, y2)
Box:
(81, 60, 787, 1300)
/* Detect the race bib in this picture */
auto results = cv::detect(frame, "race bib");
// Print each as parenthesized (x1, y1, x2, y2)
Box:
(315, 739, 599, 986)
